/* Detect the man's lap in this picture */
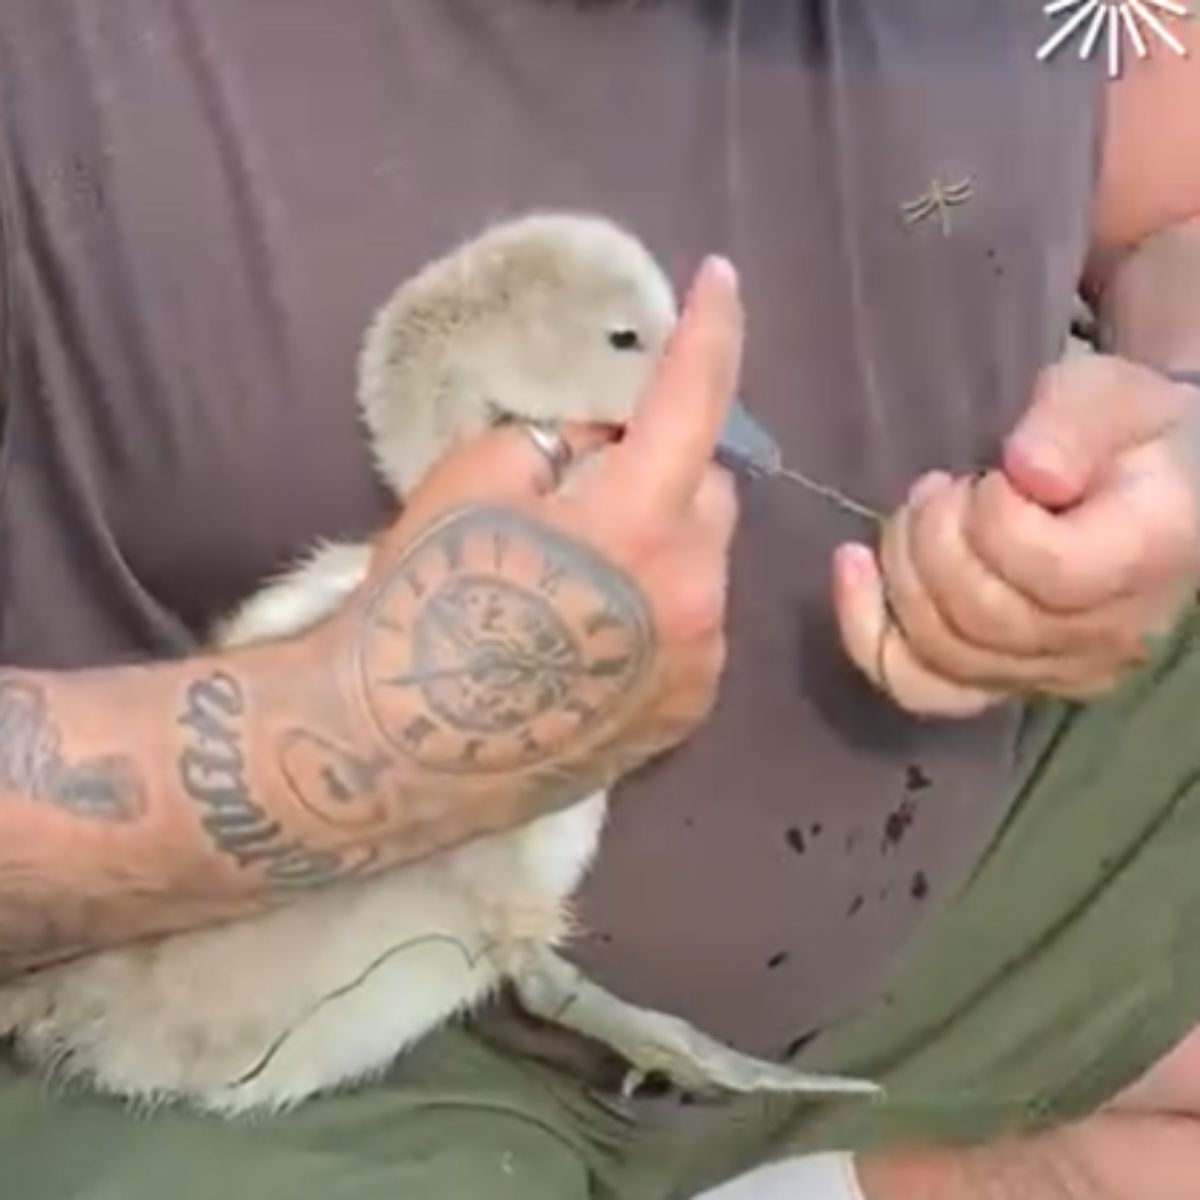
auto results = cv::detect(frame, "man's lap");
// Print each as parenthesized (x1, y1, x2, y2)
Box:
(6, 609, 1200, 1199)
(0, 1026, 610, 1200)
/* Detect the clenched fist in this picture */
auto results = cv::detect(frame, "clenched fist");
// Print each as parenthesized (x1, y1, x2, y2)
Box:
(834, 355, 1200, 716)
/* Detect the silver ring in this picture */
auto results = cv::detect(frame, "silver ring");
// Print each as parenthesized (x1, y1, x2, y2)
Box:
(517, 419, 574, 489)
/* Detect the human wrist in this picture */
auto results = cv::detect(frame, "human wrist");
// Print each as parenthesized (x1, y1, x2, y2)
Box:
(1093, 216, 1200, 374)
(167, 623, 429, 896)
(196, 609, 601, 893)
(1090, 218, 1200, 494)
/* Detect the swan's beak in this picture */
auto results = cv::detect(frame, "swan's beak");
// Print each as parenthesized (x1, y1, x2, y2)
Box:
(714, 399, 782, 479)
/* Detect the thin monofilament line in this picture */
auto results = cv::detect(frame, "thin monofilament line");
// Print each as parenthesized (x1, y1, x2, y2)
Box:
(229, 931, 495, 1090)
(775, 465, 883, 523)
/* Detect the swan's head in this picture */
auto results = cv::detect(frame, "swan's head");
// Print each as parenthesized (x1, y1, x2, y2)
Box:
(358, 213, 678, 495)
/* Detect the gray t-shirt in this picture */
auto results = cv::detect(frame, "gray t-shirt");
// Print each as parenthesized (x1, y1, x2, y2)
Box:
(0, 0, 1101, 1059)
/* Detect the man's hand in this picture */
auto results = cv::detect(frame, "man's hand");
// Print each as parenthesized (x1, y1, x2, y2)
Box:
(833, 355, 1200, 716)
(326, 255, 743, 814)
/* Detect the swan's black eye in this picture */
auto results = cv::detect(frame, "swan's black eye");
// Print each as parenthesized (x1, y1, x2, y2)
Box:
(608, 329, 643, 351)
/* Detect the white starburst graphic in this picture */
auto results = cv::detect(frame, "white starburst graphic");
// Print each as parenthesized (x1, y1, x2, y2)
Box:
(1037, 0, 1191, 79)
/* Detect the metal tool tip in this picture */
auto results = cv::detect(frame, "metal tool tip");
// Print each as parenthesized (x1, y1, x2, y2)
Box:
(716, 399, 783, 477)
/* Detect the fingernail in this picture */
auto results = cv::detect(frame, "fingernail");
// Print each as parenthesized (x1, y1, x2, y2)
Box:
(701, 255, 738, 289)
(908, 471, 952, 505)
(836, 543, 874, 584)
(1006, 429, 1079, 489)
(1023, 437, 1074, 478)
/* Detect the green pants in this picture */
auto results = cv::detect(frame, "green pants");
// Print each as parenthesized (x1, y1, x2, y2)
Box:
(7, 610, 1200, 1200)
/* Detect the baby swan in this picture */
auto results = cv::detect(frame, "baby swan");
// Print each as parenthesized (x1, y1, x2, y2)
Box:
(0, 214, 879, 1114)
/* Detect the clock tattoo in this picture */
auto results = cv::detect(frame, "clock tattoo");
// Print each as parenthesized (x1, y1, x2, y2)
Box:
(356, 507, 654, 774)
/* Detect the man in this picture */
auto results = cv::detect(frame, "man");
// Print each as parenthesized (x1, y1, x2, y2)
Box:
(0, 2, 1197, 1197)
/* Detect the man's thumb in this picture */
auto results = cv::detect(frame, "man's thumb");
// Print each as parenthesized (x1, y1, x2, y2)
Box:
(1003, 355, 1188, 510)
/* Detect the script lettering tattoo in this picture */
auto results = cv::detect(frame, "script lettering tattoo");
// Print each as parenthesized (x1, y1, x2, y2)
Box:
(355, 506, 654, 778)
(178, 672, 364, 889)
(0, 676, 144, 821)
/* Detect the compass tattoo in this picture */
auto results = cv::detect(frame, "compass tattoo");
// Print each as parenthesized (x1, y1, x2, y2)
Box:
(355, 507, 655, 775)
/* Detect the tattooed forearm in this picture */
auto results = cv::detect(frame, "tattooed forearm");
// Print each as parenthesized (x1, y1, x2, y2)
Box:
(0, 503, 659, 965)
(353, 506, 654, 779)
(0, 676, 144, 821)
(177, 672, 355, 889)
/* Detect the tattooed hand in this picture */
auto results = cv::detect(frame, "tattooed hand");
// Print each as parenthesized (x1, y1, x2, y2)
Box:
(0, 258, 741, 973)
(321, 257, 743, 820)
